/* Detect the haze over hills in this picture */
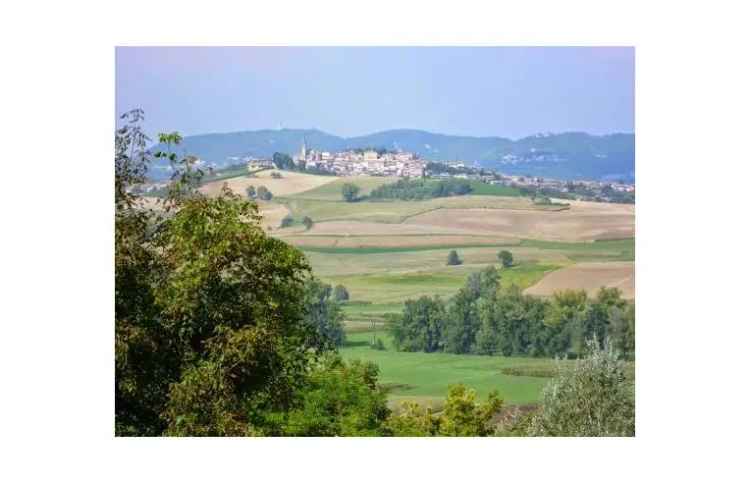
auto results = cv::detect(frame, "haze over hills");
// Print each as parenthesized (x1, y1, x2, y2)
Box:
(150, 128, 634, 182)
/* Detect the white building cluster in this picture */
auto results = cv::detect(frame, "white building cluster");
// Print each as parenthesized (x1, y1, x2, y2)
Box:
(293, 141, 425, 178)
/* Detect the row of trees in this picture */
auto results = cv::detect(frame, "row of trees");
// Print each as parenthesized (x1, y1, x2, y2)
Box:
(389, 266, 635, 359)
(280, 215, 314, 229)
(368, 178, 472, 200)
(245, 184, 273, 201)
(447, 249, 513, 267)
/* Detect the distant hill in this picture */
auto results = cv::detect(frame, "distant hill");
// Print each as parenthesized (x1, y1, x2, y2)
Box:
(149, 128, 634, 182)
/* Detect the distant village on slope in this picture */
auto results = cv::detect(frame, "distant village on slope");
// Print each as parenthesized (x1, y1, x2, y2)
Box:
(247, 140, 635, 193)
(138, 139, 634, 203)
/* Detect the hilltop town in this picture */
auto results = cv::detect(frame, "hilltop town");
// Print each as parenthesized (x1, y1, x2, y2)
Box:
(250, 141, 426, 178)
(137, 140, 633, 204)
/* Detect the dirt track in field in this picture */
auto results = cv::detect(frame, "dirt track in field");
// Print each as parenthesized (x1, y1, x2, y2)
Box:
(523, 261, 635, 299)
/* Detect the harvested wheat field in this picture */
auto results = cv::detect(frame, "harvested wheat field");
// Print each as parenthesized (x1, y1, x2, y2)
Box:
(302, 220, 482, 236)
(256, 202, 290, 231)
(199, 169, 336, 198)
(279, 234, 519, 249)
(406, 201, 633, 242)
(524, 261, 634, 299)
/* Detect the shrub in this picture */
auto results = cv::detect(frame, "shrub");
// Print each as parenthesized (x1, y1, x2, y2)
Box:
(528, 340, 635, 436)
(384, 384, 502, 436)
(280, 215, 294, 228)
(446, 250, 462, 266)
(256, 185, 272, 201)
(302, 216, 314, 230)
(270, 171, 282, 179)
(245, 185, 256, 199)
(341, 183, 360, 202)
(371, 338, 386, 351)
(497, 250, 513, 268)
(270, 356, 390, 436)
(333, 284, 349, 302)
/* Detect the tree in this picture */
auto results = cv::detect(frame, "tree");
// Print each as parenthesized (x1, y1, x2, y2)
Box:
(302, 216, 314, 230)
(609, 302, 635, 360)
(280, 215, 294, 228)
(272, 152, 294, 170)
(270, 171, 282, 179)
(389, 296, 446, 352)
(333, 284, 349, 302)
(256, 185, 272, 201)
(528, 340, 635, 436)
(302, 278, 345, 349)
(341, 183, 360, 202)
(497, 250, 513, 268)
(443, 287, 480, 354)
(446, 250, 461, 266)
(115, 113, 321, 436)
(544, 290, 588, 357)
(581, 287, 627, 350)
(246, 185, 256, 199)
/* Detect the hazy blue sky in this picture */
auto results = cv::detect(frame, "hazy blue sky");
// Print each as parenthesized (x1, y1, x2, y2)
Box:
(116, 47, 633, 140)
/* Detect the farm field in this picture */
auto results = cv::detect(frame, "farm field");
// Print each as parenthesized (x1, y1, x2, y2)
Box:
(341, 331, 564, 407)
(525, 261, 635, 299)
(341, 330, 634, 408)
(146, 169, 636, 409)
(278, 194, 564, 226)
(199, 169, 337, 198)
(192, 170, 635, 322)
(300, 238, 634, 321)
(286, 175, 399, 200)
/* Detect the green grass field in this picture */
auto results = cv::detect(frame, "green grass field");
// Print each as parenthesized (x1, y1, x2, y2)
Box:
(516, 238, 635, 262)
(340, 330, 557, 407)
(466, 180, 523, 197)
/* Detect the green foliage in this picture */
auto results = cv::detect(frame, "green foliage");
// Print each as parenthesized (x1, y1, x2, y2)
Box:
(268, 355, 390, 436)
(370, 338, 386, 351)
(256, 185, 272, 201)
(529, 340, 635, 436)
(498, 249, 513, 268)
(303, 278, 346, 349)
(333, 284, 349, 302)
(302, 215, 314, 230)
(270, 171, 282, 179)
(383, 401, 437, 436)
(246, 185, 256, 199)
(385, 385, 502, 436)
(389, 296, 446, 352)
(438, 385, 503, 436)
(442, 266, 499, 354)
(116, 114, 322, 436)
(389, 265, 634, 360)
(368, 178, 472, 201)
(446, 249, 461, 266)
(609, 303, 635, 360)
(272, 152, 294, 170)
(341, 182, 361, 202)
